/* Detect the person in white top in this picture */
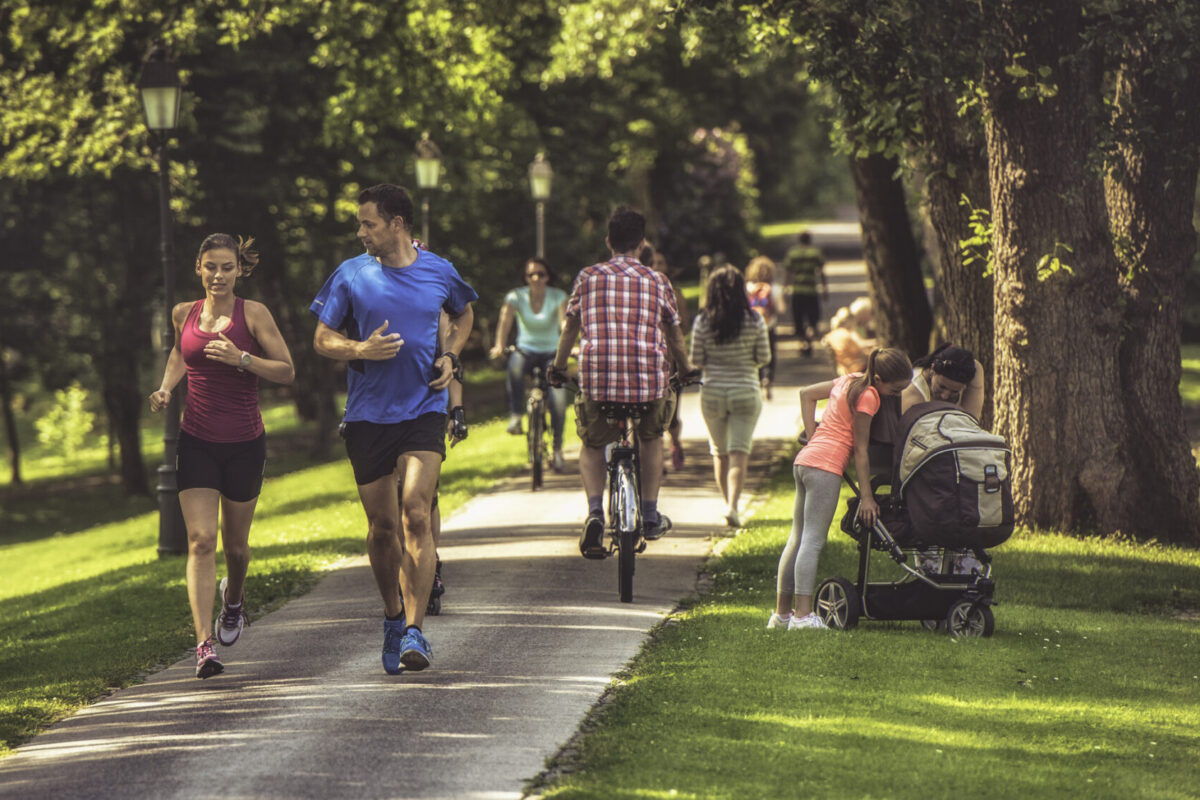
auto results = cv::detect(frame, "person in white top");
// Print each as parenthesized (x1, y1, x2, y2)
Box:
(900, 342, 985, 422)
(690, 265, 771, 528)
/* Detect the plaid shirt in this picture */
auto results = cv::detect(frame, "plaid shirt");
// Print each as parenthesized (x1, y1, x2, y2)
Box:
(566, 255, 680, 402)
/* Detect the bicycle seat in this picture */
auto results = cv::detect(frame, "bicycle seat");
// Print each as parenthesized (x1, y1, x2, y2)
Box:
(597, 401, 654, 420)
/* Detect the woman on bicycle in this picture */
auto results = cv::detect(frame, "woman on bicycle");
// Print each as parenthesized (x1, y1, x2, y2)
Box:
(149, 234, 295, 677)
(489, 257, 569, 472)
(690, 265, 771, 528)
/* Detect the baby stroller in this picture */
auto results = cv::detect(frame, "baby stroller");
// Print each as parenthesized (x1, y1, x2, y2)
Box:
(815, 399, 1014, 637)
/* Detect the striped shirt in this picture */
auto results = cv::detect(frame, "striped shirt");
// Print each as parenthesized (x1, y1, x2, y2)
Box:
(566, 255, 680, 402)
(690, 312, 771, 390)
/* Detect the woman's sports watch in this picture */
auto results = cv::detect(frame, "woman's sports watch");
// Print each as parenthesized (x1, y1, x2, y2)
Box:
(238, 352, 251, 371)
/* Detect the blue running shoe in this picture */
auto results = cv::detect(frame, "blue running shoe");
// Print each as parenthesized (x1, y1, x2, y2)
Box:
(399, 628, 432, 671)
(382, 615, 407, 675)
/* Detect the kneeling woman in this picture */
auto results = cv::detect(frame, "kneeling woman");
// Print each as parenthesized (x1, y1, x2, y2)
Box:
(149, 234, 295, 678)
(771, 348, 911, 630)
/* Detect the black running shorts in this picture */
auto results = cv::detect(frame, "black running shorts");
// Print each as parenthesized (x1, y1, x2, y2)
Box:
(176, 430, 267, 502)
(342, 412, 447, 486)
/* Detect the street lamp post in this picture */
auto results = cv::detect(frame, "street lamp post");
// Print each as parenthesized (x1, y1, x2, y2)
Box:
(414, 132, 442, 246)
(138, 43, 186, 557)
(528, 152, 553, 259)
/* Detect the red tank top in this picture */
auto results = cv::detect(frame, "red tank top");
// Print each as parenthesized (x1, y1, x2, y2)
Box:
(180, 298, 264, 442)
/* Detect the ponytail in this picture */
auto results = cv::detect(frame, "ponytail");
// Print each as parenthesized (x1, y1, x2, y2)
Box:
(846, 347, 912, 411)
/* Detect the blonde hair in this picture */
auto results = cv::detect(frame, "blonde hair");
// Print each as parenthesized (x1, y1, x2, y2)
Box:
(745, 255, 776, 284)
(847, 347, 911, 410)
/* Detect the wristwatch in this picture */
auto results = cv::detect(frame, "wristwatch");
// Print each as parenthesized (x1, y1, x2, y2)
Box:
(238, 352, 251, 371)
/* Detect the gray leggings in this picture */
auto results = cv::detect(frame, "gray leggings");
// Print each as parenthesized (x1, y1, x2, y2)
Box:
(776, 465, 843, 597)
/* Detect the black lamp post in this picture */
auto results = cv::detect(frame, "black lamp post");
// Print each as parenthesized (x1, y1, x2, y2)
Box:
(138, 42, 186, 557)
(528, 152, 553, 259)
(414, 132, 442, 246)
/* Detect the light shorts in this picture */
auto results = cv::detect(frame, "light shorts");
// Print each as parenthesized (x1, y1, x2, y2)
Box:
(574, 392, 676, 448)
(699, 384, 763, 455)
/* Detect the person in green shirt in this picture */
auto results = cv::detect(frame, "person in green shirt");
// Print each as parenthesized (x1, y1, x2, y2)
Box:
(781, 232, 828, 357)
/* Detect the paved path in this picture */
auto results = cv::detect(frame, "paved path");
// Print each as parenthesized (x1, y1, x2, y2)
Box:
(0, 332, 837, 800)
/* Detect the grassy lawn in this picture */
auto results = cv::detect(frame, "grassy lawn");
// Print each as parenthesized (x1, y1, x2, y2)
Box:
(531, 465, 1200, 800)
(0, 408, 566, 755)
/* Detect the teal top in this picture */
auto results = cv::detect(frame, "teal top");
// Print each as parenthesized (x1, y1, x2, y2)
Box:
(505, 285, 567, 353)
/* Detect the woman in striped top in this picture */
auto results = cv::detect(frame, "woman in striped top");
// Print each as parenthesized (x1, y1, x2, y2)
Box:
(690, 265, 771, 527)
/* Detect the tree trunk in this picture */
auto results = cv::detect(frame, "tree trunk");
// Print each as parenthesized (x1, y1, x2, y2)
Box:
(983, 0, 1133, 533)
(0, 352, 22, 486)
(918, 88, 997, 428)
(849, 153, 932, 358)
(1105, 14, 1200, 543)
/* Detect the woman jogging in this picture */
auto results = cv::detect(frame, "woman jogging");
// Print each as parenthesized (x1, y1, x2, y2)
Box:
(690, 265, 770, 528)
(770, 348, 911, 630)
(149, 234, 295, 678)
(490, 257, 569, 472)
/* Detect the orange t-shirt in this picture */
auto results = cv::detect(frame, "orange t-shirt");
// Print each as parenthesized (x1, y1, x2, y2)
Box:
(795, 374, 880, 475)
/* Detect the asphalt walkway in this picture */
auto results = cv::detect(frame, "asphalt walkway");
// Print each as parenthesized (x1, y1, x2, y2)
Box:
(0, 332, 839, 800)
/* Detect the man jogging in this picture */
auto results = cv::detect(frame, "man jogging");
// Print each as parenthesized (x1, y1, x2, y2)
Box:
(311, 184, 476, 675)
(550, 206, 693, 558)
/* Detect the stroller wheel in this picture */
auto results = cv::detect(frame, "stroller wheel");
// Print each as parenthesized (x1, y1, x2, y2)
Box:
(920, 619, 946, 633)
(815, 577, 860, 630)
(946, 600, 994, 638)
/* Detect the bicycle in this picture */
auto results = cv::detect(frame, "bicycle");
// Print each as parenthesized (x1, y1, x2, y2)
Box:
(555, 370, 700, 603)
(503, 347, 554, 491)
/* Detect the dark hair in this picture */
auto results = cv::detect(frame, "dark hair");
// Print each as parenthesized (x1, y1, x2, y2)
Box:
(915, 342, 977, 384)
(197, 233, 259, 277)
(525, 256, 555, 285)
(847, 348, 912, 410)
(607, 205, 646, 253)
(358, 184, 414, 232)
(638, 241, 656, 266)
(798, 231, 812, 245)
(702, 265, 754, 345)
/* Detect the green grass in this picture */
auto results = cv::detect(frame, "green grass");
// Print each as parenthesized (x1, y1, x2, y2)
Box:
(531, 464, 1200, 800)
(760, 220, 821, 239)
(1181, 344, 1200, 407)
(0, 409, 569, 755)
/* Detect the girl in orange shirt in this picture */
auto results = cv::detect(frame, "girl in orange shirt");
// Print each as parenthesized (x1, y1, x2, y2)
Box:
(770, 348, 911, 630)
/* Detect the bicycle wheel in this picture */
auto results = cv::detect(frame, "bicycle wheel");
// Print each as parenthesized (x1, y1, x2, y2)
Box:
(615, 460, 638, 603)
(528, 399, 545, 490)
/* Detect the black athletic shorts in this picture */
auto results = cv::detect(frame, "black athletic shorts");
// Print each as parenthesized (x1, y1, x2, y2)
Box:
(342, 412, 446, 486)
(176, 430, 267, 502)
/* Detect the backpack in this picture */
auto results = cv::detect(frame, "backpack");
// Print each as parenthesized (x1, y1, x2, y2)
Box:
(893, 401, 1014, 549)
(747, 283, 774, 324)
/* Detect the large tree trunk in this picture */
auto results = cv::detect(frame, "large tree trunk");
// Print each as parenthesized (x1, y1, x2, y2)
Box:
(849, 153, 932, 357)
(0, 352, 22, 486)
(1104, 10, 1200, 543)
(983, 0, 1133, 533)
(918, 88, 996, 428)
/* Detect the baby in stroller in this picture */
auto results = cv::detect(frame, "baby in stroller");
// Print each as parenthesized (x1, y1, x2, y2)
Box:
(815, 393, 1015, 637)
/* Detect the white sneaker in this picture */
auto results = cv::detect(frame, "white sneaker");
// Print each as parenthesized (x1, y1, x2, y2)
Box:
(725, 509, 741, 528)
(214, 577, 247, 647)
(552, 451, 566, 473)
(506, 414, 523, 435)
(766, 613, 792, 630)
(787, 612, 829, 631)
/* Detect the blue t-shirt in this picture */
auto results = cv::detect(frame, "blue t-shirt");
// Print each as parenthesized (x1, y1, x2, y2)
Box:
(504, 285, 567, 353)
(310, 251, 478, 423)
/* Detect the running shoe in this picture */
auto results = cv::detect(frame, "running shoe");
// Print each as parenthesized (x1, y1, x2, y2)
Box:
(766, 613, 792, 630)
(399, 628, 433, 671)
(427, 559, 445, 615)
(506, 415, 523, 435)
(195, 637, 224, 679)
(643, 513, 672, 541)
(579, 515, 607, 559)
(214, 576, 248, 647)
(787, 613, 829, 631)
(725, 509, 741, 528)
(552, 451, 567, 473)
(382, 615, 408, 675)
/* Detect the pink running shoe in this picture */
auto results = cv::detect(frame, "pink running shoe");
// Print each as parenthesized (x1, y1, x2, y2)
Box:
(195, 637, 224, 679)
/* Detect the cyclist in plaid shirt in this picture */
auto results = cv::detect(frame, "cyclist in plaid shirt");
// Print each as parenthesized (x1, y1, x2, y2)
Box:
(551, 206, 693, 558)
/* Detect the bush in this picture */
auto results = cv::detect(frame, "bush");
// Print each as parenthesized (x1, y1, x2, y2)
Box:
(34, 384, 95, 462)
